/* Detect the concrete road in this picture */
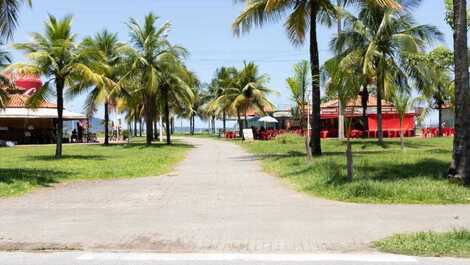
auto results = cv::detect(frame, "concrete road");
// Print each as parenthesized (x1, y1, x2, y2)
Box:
(1, 252, 469, 265)
(0, 137, 469, 253)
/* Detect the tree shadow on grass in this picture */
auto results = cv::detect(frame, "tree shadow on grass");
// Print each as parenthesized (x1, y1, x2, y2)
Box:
(286, 158, 450, 187)
(25, 154, 107, 161)
(121, 143, 195, 150)
(344, 140, 436, 150)
(232, 151, 306, 162)
(0, 168, 70, 187)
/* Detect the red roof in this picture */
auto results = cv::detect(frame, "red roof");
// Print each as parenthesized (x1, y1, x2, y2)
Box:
(5, 94, 56, 108)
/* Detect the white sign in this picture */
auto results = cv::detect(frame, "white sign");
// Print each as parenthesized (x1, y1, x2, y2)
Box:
(243, 129, 254, 141)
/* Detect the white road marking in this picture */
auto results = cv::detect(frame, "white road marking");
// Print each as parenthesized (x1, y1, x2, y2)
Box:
(77, 253, 418, 263)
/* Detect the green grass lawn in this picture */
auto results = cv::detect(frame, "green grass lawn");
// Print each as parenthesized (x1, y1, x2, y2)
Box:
(239, 134, 470, 204)
(0, 138, 192, 197)
(374, 229, 470, 258)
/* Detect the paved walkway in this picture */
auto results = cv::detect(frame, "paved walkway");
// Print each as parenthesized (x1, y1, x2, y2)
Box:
(0, 137, 469, 253)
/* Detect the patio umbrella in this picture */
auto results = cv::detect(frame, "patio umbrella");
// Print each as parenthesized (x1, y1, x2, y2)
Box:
(258, 116, 278, 128)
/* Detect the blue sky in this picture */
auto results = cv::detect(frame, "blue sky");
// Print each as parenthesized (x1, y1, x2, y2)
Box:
(10, 0, 452, 128)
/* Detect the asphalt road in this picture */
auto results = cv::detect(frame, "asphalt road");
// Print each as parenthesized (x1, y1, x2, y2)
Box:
(1, 252, 468, 265)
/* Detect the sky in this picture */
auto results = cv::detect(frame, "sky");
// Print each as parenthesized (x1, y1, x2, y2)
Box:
(9, 0, 453, 128)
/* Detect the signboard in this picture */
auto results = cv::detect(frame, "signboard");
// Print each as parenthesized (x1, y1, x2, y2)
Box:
(243, 129, 254, 141)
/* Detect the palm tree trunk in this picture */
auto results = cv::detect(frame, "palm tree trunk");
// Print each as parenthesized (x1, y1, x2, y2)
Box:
(164, 89, 171, 145)
(237, 110, 243, 138)
(338, 104, 345, 140)
(346, 118, 353, 181)
(376, 58, 384, 145)
(337, 0, 345, 141)
(438, 102, 443, 137)
(346, 139, 353, 181)
(223, 110, 226, 133)
(244, 106, 248, 129)
(361, 82, 369, 133)
(190, 114, 193, 135)
(452, 0, 470, 183)
(144, 99, 153, 145)
(212, 116, 216, 134)
(309, 4, 322, 156)
(400, 117, 404, 150)
(104, 101, 109, 145)
(157, 119, 158, 140)
(55, 78, 64, 159)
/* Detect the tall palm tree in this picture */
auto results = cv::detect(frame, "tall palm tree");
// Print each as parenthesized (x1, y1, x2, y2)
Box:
(233, 62, 274, 137)
(11, 15, 106, 159)
(287, 60, 310, 130)
(451, 0, 470, 183)
(157, 59, 195, 144)
(233, 0, 400, 156)
(206, 67, 239, 133)
(333, 1, 442, 145)
(122, 13, 185, 145)
(72, 30, 125, 145)
(0, 0, 32, 41)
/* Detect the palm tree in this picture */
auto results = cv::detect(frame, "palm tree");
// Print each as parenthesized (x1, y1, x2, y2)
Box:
(72, 30, 125, 145)
(287, 60, 310, 130)
(390, 91, 426, 151)
(157, 59, 195, 144)
(451, 0, 470, 183)
(11, 15, 106, 159)
(0, 50, 12, 108)
(233, 62, 274, 137)
(0, 0, 32, 41)
(206, 67, 239, 133)
(123, 13, 185, 145)
(233, 0, 400, 156)
(323, 56, 363, 180)
(333, 1, 442, 145)
(405, 47, 454, 137)
(0, 0, 31, 108)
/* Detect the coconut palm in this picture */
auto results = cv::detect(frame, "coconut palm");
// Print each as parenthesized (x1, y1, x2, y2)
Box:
(332, 1, 442, 145)
(323, 55, 363, 180)
(389, 91, 427, 151)
(10, 15, 107, 159)
(450, 0, 470, 183)
(122, 13, 186, 145)
(206, 67, 239, 133)
(287, 60, 310, 130)
(0, 0, 32, 41)
(157, 59, 195, 144)
(232, 62, 274, 137)
(233, 0, 400, 156)
(71, 30, 125, 145)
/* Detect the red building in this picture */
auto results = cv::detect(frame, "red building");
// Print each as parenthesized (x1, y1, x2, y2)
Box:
(319, 96, 416, 138)
(0, 74, 86, 144)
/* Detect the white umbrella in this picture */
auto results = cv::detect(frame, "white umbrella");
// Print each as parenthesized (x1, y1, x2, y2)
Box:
(258, 116, 278, 123)
(258, 116, 278, 129)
